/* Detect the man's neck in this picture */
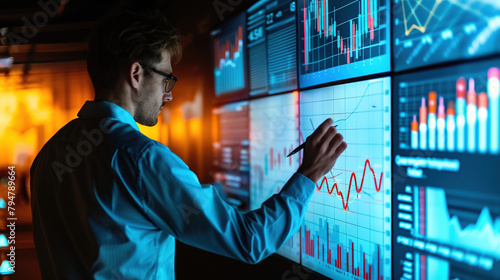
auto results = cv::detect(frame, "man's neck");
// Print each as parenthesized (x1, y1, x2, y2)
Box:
(94, 89, 135, 119)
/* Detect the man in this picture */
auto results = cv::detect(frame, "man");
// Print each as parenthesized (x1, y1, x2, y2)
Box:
(30, 11, 347, 279)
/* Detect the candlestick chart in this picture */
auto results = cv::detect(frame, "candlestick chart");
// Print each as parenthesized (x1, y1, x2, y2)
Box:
(249, 92, 301, 262)
(393, 0, 500, 71)
(298, 0, 390, 87)
(299, 78, 391, 279)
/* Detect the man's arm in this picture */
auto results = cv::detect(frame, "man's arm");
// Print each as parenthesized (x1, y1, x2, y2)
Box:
(138, 118, 346, 264)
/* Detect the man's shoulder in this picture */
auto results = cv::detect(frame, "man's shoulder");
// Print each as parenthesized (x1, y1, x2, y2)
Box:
(31, 117, 168, 169)
(97, 118, 169, 156)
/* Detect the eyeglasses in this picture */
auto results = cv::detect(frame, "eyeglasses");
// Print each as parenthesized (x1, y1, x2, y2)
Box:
(141, 64, 178, 93)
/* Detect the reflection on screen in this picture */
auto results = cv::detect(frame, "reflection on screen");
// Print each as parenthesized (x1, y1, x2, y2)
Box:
(249, 92, 301, 262)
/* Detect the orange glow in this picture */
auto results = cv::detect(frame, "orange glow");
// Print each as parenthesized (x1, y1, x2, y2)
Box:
(0, 74, 54, 169)
(139, 122, 161, 140)
(171, 111, 187, 143)
(161, 123, 169, 146)
(188, 118, 202, 137)
(211, 110, 220, 144)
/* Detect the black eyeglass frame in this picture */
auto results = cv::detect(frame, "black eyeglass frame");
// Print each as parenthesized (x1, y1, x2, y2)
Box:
(140, 64, 178, 93)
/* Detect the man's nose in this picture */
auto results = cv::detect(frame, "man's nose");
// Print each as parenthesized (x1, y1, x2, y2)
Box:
(164, 92, 173, 102)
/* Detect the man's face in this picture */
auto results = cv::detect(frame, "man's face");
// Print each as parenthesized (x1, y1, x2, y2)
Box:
(134, 51, 174, 126)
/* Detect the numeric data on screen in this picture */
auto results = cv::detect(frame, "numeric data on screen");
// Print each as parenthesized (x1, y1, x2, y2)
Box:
(247, 0, 298, 95)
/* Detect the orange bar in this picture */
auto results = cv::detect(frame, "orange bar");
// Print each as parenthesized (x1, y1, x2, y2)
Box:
(428, 91, 437, 114)
(411, 115, 418, 132)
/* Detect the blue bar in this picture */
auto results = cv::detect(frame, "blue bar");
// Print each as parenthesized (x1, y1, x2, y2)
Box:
(364, 0, 368, 34)
(264, 154, 268, 175)
(356, 30, 359, 59)
(361, 0, 364, 34)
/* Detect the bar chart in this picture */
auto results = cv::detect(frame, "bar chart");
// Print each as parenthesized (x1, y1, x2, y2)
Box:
(397, 62, 500, 155)
(304, 220, 384, 280)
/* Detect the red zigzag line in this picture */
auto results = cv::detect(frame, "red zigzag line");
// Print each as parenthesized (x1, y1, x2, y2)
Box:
(315, 159, 383, 210)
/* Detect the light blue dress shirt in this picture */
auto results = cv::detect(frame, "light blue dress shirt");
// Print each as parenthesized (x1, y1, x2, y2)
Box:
(30, 101, 315, 279)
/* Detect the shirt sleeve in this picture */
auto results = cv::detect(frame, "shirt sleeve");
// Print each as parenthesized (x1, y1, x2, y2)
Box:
(137, 142, 315, 264)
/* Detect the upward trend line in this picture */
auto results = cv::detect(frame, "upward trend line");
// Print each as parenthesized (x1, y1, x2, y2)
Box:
(402, 0, 443, 36)
(315, 159, 383, 211)
(334, 80, 383, 125)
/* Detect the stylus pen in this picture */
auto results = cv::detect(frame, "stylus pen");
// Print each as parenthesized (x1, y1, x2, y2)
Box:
(287, 125, 338, 157)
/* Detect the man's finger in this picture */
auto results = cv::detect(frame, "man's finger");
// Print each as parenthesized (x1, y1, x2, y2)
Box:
(310, 118, 333, 141)
(333, 141, 348, 159)
(320, 126, 337, 145)
(328, 133, 344, 152)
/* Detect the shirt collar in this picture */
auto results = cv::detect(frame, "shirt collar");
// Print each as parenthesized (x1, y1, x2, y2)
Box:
(77, 100, 140, 131)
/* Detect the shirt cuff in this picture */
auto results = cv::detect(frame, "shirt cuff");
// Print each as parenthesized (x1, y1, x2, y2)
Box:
(280, 172, 316, 202)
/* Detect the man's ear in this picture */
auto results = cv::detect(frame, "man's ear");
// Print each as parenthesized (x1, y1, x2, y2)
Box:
(129, 62, 143, 90)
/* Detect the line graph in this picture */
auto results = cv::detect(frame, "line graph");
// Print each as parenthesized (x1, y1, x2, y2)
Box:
(299, 77, 391, 279)
(315, 159, 383, 211)
(393, 0, 500, 71)
(401, 0, 443, 36)
(394, 185, 500, 279)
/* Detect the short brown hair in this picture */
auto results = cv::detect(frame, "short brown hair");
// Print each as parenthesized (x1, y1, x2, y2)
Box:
(87, 11, 182, 92)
